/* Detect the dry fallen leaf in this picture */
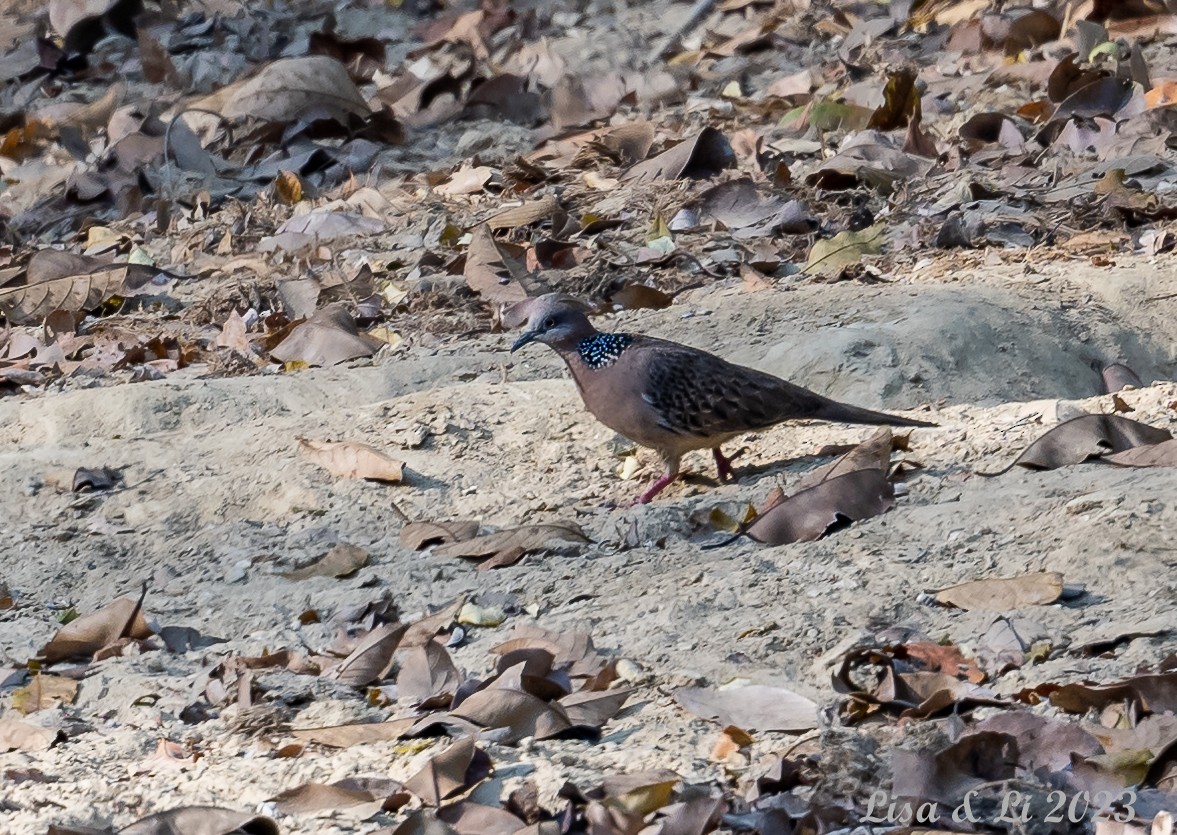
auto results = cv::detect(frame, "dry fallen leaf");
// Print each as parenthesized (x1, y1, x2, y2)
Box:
(298, 438, 404, 483)
(745, 469, 895, 545)
(291, 718, 417, 748)
(400, 520, 481, 550)
(270, 304, 384, 367)
(268, 777, 407, 818)
(214, 55, 371, 123)
(1105, 439, 1177, 467)
(0, 249, 161, 325)
(432, 523, 589, 567)
(403, 737, 491, 805)
(324, 622, 408, 688)
(710, 725, 753, 761)
(280, 542, 370, 580)
(622, 127, 735, 183)
(675, 685, 818, 732)
(933, 572, 1064, 612)
(39, 595, 153, 664)
(119, 806, 279, 835)
(998, 414, 1172, 472)
(463, 224, 536, 304)
(12, 674, 78, 714)
(397, 639, 462, 708)
(803, 224, 886, 276)
(0, 717, 59, 752)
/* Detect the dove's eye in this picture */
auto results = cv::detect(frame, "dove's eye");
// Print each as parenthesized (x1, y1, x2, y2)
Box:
(543, 316, 556, 329)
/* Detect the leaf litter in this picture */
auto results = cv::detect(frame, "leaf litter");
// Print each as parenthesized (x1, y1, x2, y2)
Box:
(5, 0, 1177, 830)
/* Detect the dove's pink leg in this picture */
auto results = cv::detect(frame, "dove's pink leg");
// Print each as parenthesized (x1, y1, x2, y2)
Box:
(713, 448, 737, 481)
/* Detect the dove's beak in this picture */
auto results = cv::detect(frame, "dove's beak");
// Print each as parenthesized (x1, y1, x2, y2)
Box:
(511, 331, 538, 353)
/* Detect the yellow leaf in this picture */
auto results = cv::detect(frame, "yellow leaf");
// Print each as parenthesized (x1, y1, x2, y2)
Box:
(275, 170, 303, 204)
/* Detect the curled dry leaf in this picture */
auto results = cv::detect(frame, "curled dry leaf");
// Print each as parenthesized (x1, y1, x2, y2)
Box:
(442, 687, 572, 743)
(432, 522, 589, 567)
(675, 685, 818, 732)
(280, 542, 370, 580)
(298, 437, 404, 483)
(794, 427, 893, 493)
(1105, 439, 1177, 467)
(0, 717, 60, 752)
(402, 598, 467, 648)
(463, 224, 536, 305)
(270, 304, 384, 367)
(1031, 671, 1177, 716)
(119, 806, 279, 835)
(891, 731, 1017, 806)
(802, 224, 886, 277)
(323, 622, 408, 688)
(492, 624, 614, 689)
(12, 674, 78, 714)
(39, 595, 153, 664)
(998, 414, 1172, 472)
(217, 55, 370, 123)
(436, 802, 528, 835)
(403, 737, 491, 806)
(397, 640, 462, 707)
(710, 725, 754, 762)
(400, 520, 481, 551)
(268, 777, 407, 818)
(745, 469, 894, 546)
(436, 165, 494, 196)
(603, 282, 674, 312)
(72, 466, 120, 492)
(933, 571, 1064, 611)
(0, 249, 162, 325)
(559, 688, 632, 731)
(622, 127, 736, 183)
(697, 178, 817, 238)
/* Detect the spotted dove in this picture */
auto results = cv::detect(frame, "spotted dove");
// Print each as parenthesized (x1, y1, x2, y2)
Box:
(510, 294, 936, 504)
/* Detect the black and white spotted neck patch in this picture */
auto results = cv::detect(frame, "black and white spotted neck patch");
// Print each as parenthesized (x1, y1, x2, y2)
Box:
(577, 333, 633, 369)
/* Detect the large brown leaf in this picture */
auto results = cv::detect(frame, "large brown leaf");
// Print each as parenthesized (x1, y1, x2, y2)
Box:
(323, 622, 408, 688)
(0, 717, 59, 752)
(39, 595, 153, 664)
(998, 414, 1172, 472)
(217, 55, 370, 123)
(675, 685, 818, 732)
(268, 777, 406, 817)
(280, 542, 369, 580)
(119, 807, 278, 835)
(745, 469, 895, 545)
(1105, 439, 1177, 467)
(271, 305, 384, 367)
(622, 127, 735, 183)
(891, 732, 1018, 805)
(696, 178, 816, 238)
(397, 640, 462, 707)
(933, 572, 1064, 611)
(436, 803, 527, 835)
(463, 224, 536, 304)
(400, 520, 481, 551)
(403, 738, 491, 805)
(0, 250, 161, 325)
(432, 523, 589, 567)
(449, 687, 572, 742)
(297, 437, 404, 482)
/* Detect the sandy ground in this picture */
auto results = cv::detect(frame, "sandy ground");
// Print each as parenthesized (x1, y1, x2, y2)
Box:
(2, 249, 1176, 832)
